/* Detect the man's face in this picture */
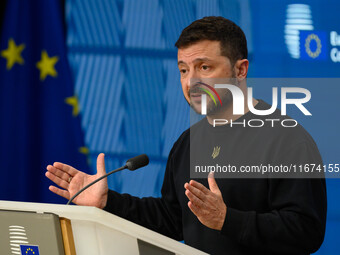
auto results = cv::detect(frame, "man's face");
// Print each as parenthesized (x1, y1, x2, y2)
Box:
(177, 40, 235, 115)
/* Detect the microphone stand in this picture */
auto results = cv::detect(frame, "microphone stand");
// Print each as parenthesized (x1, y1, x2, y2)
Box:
(66, 165, 128, 205)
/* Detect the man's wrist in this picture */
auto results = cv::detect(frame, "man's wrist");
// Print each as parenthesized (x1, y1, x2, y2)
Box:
(217, 203, 227, 231)
(99, 191, 108, 209)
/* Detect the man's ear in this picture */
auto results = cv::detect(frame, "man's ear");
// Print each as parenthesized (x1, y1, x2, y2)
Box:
(234, 59, 249, 80)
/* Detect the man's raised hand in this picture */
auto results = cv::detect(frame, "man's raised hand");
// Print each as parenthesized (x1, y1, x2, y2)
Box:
(45, 153, 108, 209)
(184, 172, 227, 231)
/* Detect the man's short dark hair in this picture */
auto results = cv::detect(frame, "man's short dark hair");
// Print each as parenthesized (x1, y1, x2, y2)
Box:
(175, 16, 248, 66)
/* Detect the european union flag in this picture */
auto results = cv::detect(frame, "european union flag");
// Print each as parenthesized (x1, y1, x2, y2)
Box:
(20, 245, 40, 255)
(300, 31, 328, 61)
(0, 0, 88, 203)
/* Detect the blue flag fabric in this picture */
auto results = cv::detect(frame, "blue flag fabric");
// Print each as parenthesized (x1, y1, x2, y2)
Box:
(0, 0, 88, 203)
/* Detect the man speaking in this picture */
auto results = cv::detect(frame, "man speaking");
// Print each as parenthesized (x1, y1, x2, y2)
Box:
(46, 17, 327, 254)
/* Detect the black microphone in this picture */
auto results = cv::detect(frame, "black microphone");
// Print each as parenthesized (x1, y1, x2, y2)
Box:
(126, 154, 149, 170)
(66, 154, 149, 205)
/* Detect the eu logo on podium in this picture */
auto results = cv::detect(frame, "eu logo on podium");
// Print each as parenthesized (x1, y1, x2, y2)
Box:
(20, 245, 40, 255)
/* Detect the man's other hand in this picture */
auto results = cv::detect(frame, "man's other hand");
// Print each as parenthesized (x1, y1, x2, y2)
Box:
(184, 172, 227, 231)
(45, 153, 108, 209)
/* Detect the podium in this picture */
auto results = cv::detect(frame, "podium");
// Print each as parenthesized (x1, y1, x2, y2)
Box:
(0, 200, 208, 255)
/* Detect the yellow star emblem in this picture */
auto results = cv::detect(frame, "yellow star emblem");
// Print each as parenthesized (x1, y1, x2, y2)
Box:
(1, 38, 25, 70)
(65, 95, 80, 116)
(79, 147, 89, 156)
(36, 50, 59, 81)
(79, 147, 91, 166)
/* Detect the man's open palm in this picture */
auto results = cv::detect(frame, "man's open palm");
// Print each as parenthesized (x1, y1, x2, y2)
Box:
(45, 153, 108, 208)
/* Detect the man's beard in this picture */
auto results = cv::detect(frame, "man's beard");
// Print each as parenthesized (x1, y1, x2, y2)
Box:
(189, 76, 238, 116)
(205, 89, 233, 116)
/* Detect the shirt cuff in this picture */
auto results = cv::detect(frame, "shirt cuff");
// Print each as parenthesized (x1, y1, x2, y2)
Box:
(103, 189, 121, 214)
(220, 207, 249, 244)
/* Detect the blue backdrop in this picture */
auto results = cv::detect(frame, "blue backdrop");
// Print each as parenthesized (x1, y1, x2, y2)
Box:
(0, 0, 88, 203)
(0, 0, 339, 254)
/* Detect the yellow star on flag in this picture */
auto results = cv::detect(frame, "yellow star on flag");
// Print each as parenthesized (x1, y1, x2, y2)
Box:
(65, 95, 80, 116)
(79, 147, 89, 156)
(1, 38, 25, 70)
(36, 50, 59, 81)
(79, 146, 91, 166)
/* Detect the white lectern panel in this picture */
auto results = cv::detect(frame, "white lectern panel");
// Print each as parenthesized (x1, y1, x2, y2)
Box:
(0, 201, 208, 255)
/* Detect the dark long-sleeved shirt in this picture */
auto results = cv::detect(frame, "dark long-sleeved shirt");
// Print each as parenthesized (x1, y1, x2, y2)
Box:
(104, 100, 327, 254)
